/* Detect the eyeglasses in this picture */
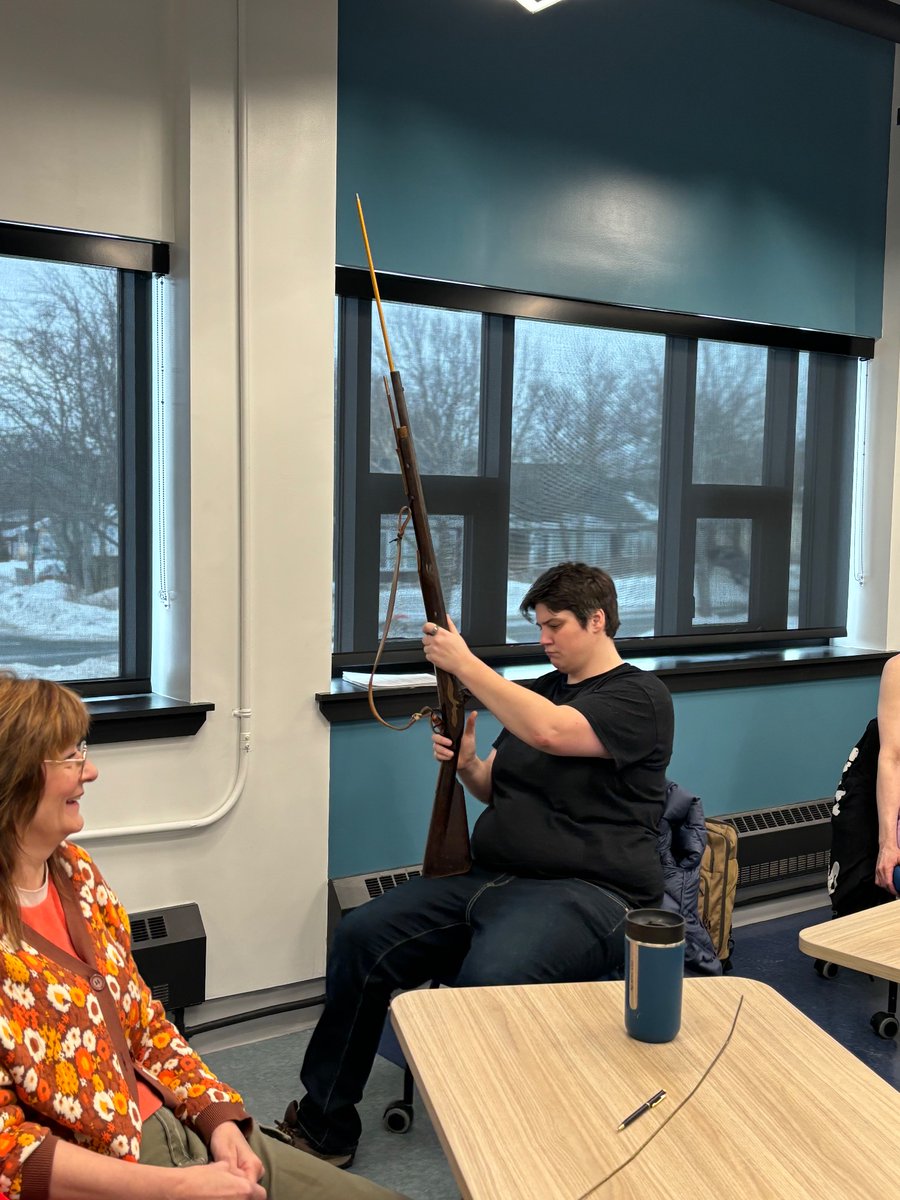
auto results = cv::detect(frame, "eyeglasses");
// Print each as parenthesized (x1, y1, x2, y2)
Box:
(43, 740, 89, 776)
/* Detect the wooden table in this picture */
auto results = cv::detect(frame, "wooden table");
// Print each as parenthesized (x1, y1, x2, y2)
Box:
(799, 901, 900, 981)
(390, 977, 900, 1199)
(799, 901, 900, 1037)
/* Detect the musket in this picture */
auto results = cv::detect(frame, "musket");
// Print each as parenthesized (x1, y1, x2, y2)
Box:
(356, 194, 472, 878)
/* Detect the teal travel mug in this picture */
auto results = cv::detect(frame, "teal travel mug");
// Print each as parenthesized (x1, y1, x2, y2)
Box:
(624, 909, 685, 1043)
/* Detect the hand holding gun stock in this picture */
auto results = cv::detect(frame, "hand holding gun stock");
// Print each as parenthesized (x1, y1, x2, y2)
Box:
(356, 195, 472, 879)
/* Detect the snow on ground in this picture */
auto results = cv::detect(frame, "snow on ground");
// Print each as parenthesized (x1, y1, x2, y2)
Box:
(1, 656, 118, 683)
(0, 578, 117, 637)
(0, 561, 118, 680)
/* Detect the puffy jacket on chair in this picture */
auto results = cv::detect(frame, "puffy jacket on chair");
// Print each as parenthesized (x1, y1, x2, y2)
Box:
(657, 780, 722, 975)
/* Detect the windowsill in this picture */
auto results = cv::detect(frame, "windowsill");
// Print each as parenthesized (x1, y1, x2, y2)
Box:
(86, 694, 214, 743)
(315, 645, 891, 723)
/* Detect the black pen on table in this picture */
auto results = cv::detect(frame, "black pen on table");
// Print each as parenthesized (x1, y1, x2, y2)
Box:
(617, 1089, 666, 1131)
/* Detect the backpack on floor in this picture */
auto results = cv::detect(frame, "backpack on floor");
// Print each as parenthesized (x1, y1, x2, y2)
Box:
(698, 819, 739, 971)
(828, 718, 893, 918)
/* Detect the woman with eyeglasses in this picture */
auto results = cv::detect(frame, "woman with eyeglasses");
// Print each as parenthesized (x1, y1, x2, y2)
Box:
(0, 672, 405, 1200)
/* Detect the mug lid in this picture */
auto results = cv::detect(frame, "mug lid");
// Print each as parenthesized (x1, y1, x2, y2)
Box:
(626, 908, 685, 945)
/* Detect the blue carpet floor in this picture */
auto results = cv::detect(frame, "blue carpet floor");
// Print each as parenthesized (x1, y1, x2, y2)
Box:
(202, 1024, 459, 1199)
(730, 902, 900, 1089)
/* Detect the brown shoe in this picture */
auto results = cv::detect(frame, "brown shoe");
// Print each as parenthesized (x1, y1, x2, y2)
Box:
(282, 1133, 355, 1169)
(276, 1101, 357, 1170)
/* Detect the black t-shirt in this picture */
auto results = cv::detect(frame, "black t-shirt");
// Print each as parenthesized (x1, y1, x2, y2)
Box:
(470, 663, 674, 907)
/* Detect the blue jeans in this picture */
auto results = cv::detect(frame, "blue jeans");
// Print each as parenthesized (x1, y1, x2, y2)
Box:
(294, 866, 630, 1153)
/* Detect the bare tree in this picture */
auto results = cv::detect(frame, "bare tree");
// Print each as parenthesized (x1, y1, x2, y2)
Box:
(0, 262, 118, 594)
(693, 342, 767, 485)
(511, 322, 665, 497)
(368, 302, 481, 476)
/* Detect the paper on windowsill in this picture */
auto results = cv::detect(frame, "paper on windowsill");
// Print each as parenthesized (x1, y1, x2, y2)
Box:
(342, 670, 437, 691)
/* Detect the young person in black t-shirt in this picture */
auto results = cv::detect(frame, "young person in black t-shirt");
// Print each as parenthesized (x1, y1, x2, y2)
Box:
(426, 562, 673, 906)
(279, 563, 674, 1167)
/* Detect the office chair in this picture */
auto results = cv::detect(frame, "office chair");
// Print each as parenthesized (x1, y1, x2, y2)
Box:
(382, 978, 443, 1133)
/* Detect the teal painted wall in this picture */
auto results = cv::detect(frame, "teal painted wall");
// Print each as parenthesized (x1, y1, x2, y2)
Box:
(328, 674, 880, 876)
(337, 0, 892, 336)
(667, 676, 879, 816)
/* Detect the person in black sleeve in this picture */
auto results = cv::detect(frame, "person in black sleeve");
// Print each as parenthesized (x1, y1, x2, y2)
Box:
(279, 562, 674, 1166)
(874, 654, 900, 895)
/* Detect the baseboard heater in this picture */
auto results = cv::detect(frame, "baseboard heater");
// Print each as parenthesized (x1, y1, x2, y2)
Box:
(327, 866, 423, 951)
(128, 903, 206, 1021)
(327, 801, 833, 935)
(724, 799, 833, 905)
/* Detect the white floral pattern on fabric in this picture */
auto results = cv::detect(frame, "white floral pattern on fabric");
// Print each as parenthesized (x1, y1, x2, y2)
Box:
(21, 1031, 44, 1063)
(2, 984, 34, 1010)
(52, 1094, 83, 1123)
(92, 1091, 116, 1121)
(46, 983, 72, 1014)
(60, 1027, 81, 1056)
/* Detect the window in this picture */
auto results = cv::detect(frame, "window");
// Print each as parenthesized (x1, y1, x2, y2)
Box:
(0, 225, 166, 695)
(509, 320, 665, 640)
(333, 270, 867, 664)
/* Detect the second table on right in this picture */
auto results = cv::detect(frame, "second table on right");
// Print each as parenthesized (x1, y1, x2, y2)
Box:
(799, 899, 900, 1037)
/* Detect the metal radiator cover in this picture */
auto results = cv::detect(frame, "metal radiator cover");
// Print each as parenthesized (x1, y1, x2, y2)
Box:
(327, 865, 423, 949)
(722, 799, 832, 903)
(129, 902, 206, 1014)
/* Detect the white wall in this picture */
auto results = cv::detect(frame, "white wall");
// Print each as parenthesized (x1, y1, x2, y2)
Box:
(847, 46, 900, 651)
(0, 0, 338, 1001)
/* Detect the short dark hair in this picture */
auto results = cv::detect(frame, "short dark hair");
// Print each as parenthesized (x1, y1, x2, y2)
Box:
(520, 562, 620, 638)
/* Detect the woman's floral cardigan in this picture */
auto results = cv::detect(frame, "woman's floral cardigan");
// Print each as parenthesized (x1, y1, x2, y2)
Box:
(0, 843, 249, 1200)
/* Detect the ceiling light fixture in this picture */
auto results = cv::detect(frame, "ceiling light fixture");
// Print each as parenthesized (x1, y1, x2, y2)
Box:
(512, 0, 568, 12)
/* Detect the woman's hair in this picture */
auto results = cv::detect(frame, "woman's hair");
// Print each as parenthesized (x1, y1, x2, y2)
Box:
(0, 671, 89, 944)
(520, 561, 621, 638)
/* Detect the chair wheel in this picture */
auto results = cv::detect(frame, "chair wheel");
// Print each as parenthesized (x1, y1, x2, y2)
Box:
(870, 1011, 899, 1039)
(814, 959, 839, 980)
(382, 1100, 414, 1133)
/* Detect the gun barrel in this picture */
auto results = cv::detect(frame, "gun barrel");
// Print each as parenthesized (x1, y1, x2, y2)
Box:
(357, 198, 472, 878)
